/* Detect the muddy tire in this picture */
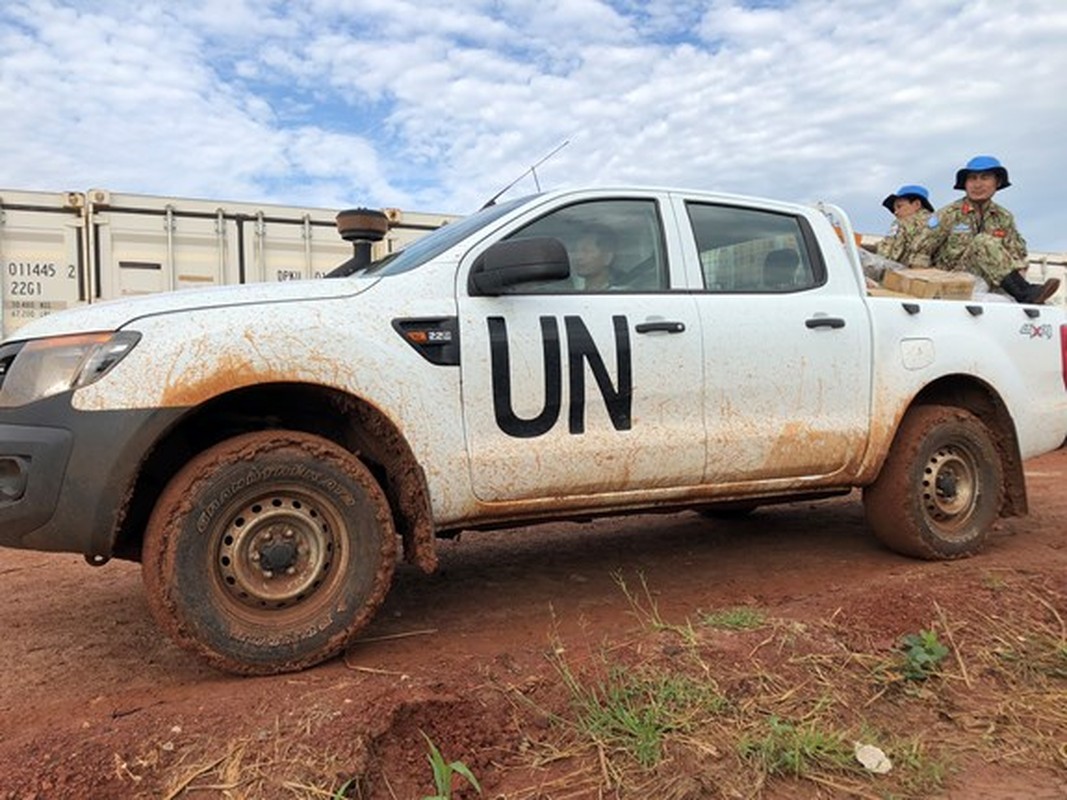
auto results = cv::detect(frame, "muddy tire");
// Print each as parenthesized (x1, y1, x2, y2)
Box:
(864, 405, 1004, 560)
(142, 431, 397, 675)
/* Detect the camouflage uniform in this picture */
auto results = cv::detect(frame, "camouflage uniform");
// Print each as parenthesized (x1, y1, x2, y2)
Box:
(875, 209, 932, 266)
(914, 198, 1027, 286)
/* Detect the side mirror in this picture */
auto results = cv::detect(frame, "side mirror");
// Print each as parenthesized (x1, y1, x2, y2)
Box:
(469, 237, 570, 296)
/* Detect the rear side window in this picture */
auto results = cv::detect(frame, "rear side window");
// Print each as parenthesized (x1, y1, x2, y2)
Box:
(686, 203, 823, 293)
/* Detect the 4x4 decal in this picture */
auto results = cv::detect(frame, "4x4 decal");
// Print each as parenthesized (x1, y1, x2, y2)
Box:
(1019, 322, 1053, 340)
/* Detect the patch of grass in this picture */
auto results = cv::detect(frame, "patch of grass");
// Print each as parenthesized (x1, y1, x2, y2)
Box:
(985, 592, 1067, 682)
(738, 715, 855, 778)
(615, 569, 769, 635)
(553, 651, 726, 770)
(889, 736, 952, 796)
(526, 580, 973, 798)
(991, 631, 1067, 678)
(1054, 642, 1067, 678)
(701, 606, 767, 631)
(613, 570, 701, 646)
(980, 570, 1010, 591)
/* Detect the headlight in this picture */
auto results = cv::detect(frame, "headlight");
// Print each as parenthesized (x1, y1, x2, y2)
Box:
(0, 331, 141, 408)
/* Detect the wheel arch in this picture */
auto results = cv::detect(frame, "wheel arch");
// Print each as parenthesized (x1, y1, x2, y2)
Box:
(902, 375, 1026, 517)
(113, 382, 437, 571)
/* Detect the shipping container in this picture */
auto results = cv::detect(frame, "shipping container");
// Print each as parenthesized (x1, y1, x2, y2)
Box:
(0, 188, 458, 338)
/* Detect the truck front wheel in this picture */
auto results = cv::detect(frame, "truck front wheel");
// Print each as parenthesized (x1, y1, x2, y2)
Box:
(863, 405, 1004, 560)
(142, 431, 397, 675)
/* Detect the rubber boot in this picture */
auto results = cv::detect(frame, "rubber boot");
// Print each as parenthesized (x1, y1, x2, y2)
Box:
(999, 270, 1061, 305)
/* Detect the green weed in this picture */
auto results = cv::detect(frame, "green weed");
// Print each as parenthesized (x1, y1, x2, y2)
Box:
(420, 731, 481, 800)
(900, 630, 949, 681)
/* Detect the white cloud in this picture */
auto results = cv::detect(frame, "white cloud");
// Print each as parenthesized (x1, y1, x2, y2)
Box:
(699, 0, 788, 40)
(2, 0, 1066, 249)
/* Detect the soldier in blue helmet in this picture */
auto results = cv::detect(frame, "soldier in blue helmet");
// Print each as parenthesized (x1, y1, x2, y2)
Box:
(917, 155, 1059, 304)
(876, 184, 934, 266)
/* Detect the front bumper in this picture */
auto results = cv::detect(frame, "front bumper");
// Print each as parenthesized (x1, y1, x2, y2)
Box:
(0, 424, 72, 541)
(0, 394, 179, 558)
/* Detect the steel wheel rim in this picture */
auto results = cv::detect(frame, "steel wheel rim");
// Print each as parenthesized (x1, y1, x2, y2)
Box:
(213, 487, 344, 612)
(921, 441, 979, 536)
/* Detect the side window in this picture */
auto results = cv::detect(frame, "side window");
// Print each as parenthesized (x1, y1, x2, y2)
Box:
(686, 203, 820, 293)
(503, 199, 668, 293)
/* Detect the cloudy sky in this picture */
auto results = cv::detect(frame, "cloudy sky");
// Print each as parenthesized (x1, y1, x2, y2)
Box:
(2, 0, 1066, 250)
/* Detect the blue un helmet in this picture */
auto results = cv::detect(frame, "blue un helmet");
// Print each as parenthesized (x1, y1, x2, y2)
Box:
(881, 184, 934, 213)
(954, 155, 1011, 190)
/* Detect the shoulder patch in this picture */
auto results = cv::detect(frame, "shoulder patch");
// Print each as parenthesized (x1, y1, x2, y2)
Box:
(927, 214, 939, 229)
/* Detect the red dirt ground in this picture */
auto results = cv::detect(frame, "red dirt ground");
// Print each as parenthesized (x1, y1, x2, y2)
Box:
(2, 448, 1066, 799)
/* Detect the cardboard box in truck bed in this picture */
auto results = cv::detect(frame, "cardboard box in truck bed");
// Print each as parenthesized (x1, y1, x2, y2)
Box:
(883, 268, 976, 300)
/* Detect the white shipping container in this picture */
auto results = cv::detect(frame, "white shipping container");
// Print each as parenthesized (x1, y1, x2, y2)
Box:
(0, 190, 87, 335)
(1, 188, 457, 339)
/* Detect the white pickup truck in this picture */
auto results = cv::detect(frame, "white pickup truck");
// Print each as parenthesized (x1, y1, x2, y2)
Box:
(2, 186, 1065, 674)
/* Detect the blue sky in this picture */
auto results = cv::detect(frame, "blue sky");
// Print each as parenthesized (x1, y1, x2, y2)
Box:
(3, 0, 1066, 249)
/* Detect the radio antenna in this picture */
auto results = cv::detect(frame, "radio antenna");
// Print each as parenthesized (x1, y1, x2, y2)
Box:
(480, 140, 570, 209)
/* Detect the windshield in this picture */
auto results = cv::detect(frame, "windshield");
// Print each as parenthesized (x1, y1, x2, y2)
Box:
(345, 195, 533, 278)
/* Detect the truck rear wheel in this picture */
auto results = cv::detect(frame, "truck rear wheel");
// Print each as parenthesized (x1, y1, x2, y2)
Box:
(863, 405, 1004, 559)
(142, 431, 396, 675)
